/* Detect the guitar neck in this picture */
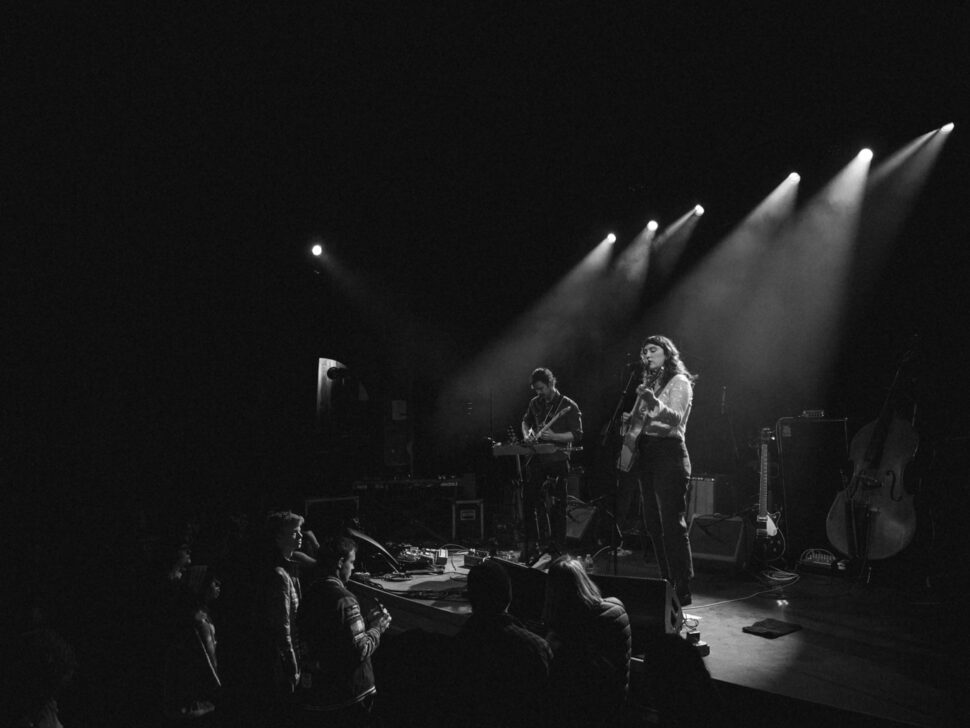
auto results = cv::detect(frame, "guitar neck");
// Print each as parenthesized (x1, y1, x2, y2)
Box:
(758, 427, 771, 519)
(535, 405, 572, 437)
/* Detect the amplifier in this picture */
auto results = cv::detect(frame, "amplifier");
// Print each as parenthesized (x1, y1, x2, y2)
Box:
(352, 478, 459, 492)
(565, 502, 598, 543)
(453, 499, 485, 542)
(352, 479, 458, 544)
(687, 474, 735, 519)
(689, 515, 750, 571)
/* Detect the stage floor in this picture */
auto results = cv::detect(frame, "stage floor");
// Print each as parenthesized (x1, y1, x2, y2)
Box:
(352, 547, 957, 727)
(601, 548, 955, 727)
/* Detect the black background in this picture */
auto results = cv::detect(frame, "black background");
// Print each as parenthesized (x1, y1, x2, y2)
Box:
(4, 2, 969, 533)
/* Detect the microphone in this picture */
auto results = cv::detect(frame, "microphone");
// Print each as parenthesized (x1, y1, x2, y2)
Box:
(720, 386, 727, 415)
(625, 354, 641, 369)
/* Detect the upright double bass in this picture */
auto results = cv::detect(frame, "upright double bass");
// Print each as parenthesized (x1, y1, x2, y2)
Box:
(825, 348, 918, 560)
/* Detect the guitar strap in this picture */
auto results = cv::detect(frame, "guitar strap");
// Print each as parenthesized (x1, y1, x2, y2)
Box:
(526, 393, 567, 469)
(536, 393, 564, 429)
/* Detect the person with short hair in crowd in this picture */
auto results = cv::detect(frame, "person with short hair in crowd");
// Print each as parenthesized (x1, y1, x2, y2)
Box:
(453, 559, 553, 728)
(296, 535, 391, 727)
(255, 511, 305, 723)
(543, 555, 631, 728)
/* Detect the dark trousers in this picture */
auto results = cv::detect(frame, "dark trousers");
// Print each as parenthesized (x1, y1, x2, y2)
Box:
(637, 437, 694, 593)
(523, 457, 569, 552)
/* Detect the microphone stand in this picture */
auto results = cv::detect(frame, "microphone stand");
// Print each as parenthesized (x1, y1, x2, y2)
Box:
(601, 366, 639, 575)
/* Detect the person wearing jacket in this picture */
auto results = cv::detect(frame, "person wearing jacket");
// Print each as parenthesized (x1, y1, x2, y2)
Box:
(297, 535, 391, 727)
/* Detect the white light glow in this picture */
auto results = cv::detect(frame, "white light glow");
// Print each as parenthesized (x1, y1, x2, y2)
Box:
(647, 220, 659, 232)
(694, 205, 705, 216)
(606, 233, 617, 244)
(858, 148, 874, 162)
(941, 122, 955, 133)
(311, 244, 323, 257)
(788, 172, 801, 183)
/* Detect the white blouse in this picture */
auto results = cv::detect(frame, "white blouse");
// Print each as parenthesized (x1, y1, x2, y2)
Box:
(636, 373, 693, 441)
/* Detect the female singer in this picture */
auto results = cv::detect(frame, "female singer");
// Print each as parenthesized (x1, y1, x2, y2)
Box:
(621, 335, 696, 605)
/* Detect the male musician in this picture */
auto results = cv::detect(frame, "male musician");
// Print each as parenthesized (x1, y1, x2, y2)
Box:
(520, 368, 583, 560)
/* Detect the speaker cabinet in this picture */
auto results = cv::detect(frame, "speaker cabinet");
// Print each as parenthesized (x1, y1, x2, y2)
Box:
(776, 417, 848, 560)
(687, 474, 735, 519)
(591, 574, 684, 653)
(351, 480, 457, 544)
(689, 515, 750, 571)
(491, 559, 683, 652)
(452, 499, 484, 542)
(565, 502, 598, 543)
(565, 471, 583, 499)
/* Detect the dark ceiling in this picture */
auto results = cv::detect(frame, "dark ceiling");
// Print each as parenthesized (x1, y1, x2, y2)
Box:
(6, 2, 969, 499)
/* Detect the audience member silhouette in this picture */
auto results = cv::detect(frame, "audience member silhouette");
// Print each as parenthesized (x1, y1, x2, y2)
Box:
(296, 535, 391, 727)
(543, 555, 631, 728)
(453, 559, 553, 728)
(1, 628, 77, 728)
(255, 510, 305, 725)
(639, 632, 729, 728)
(160, 566, 222, 722)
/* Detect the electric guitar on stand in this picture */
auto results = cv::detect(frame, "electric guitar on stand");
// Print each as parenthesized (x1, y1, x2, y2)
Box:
(754, 427, 784, 561)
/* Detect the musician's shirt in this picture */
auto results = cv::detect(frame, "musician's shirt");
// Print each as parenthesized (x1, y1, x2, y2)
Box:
(636, 374, 693, 441)
(522, 392, 583, 463)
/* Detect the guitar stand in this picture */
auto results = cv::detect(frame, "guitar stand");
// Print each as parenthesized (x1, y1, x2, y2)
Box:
(836, 500, 875, 582)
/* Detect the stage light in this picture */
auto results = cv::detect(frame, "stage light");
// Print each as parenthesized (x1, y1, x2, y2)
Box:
(647, 220, 659, 232)
(858, 148, 873, 162)
(788, 172, 801, 183)
(694, 205, 705, 216)
(941, 122, 955, 133)
(311, 244, 323, 257)
(606, 233, 617, 244)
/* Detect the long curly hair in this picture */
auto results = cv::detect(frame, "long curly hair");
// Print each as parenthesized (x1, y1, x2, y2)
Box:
(641, 335, 696, 390)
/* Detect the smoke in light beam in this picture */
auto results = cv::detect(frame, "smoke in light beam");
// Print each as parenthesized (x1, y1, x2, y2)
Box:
(644, 173, 801, 372)
(437, 233, 615, 437)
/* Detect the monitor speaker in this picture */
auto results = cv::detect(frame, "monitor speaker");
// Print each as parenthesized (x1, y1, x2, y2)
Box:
(591, 574, 684, 653)
(565, 502, 598, 543)
(689, 515, 750, 571)
(345, 527, 403, 574)
(491, 558, 683, 651)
